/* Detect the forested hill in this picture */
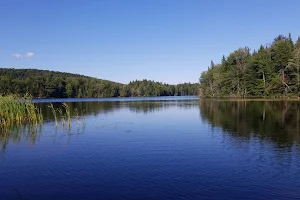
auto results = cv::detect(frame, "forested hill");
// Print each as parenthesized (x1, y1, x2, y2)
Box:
(199, 34, 300, 98)
(0, 68, 199, 98)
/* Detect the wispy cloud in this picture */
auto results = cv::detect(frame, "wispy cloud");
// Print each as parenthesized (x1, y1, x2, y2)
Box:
(12, 53, 23, 58)
(12, 52, 35, 58)
(25, 52, 35, 57)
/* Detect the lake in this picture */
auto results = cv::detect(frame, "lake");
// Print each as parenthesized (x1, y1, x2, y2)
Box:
(1, 97, 300, 199)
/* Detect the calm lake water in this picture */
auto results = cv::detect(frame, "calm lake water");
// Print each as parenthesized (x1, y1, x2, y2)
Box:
(1, 97, 300, 199)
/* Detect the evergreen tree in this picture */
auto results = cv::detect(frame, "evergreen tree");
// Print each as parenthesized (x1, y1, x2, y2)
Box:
(199, 33, 300, 97)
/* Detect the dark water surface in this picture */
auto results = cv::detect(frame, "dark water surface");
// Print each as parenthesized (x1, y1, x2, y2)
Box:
(1, 97, 300, 199)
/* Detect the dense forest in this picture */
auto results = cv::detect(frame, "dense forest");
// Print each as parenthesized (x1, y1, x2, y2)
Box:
(200, 33, 300, 97)
(0, 68, 199, 98)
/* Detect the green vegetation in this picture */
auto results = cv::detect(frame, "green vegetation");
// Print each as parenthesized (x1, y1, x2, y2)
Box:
(0, 95, 43, 131)
(0, 68, 199, 98)
(0, 100, 86, 151)
(0, 95, 84, 134)
(62, 103, 71, 128)
(46, 102, 83, 128)
(199, 33, 300, 98)
(0, 68, 122, 98)
(48, 103, 58, 127)
(124, 80, 199, 97)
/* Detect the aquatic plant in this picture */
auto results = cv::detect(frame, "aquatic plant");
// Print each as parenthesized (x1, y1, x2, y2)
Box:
(58, 108, 66, 127)
(47, 103, 58, 127)
(0, 94, 43, 131)
(0, 96, 89, 152)
(62, 102, 71, 128)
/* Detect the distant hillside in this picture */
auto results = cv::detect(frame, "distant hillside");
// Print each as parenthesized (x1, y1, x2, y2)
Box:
(0, 68, 199, 98)
(0, 68, 91, 80)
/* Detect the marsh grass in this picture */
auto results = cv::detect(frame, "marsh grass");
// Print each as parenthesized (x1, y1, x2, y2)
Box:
(0, 95, 43, 151)
(1, 95, 85, 136)
(62, 103, 71, 128)
(47, 102, 81, 129)
(0, 95, 43, 131)
(0, 96, 86, 152)
(47, 103, 58, 127)
(58, 108, 66, 127)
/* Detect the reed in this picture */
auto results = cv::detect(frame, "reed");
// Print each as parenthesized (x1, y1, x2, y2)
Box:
(58, 108, 66, 127)
(62, 103, 71, 128)
(1, 95, 80, 135)
(0, 95, 43, 130)
(47, 103, 58, 127)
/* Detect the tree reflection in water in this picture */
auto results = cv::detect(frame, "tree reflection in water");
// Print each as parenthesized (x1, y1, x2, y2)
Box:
(199, 99, 300, 149)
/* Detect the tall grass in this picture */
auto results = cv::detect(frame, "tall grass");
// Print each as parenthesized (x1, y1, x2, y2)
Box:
(58, 108, 66, 127)
(0, 95, 43, 131)
(48, 102, 72, 128)
(47, 103, 58, 127)
(62, 103, 71, 128)
(0, 96, 89, 152)
(1, 95, 84, 135)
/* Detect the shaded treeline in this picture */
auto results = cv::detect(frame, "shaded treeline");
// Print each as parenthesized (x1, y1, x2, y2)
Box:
(0, 68, 199, 98)
(200, 33, 300, 97)
(125, 80, 199, 97)
(199, 99, 300, 148)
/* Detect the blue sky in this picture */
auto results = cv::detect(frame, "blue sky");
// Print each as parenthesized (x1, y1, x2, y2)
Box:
(1, 0, 300, 84)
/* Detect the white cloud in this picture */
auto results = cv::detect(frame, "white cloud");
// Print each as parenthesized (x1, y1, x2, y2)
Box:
(25, 52, 35, 57)
(12, 53, 23, 58)
(12, 52, 35, 58)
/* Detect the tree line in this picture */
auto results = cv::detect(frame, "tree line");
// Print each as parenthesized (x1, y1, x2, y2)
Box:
(0, 68, 199, 98)
(199, 33, 300, 97)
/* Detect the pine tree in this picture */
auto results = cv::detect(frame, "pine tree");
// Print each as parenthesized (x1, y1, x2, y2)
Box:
(295, 37, 300, 49)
